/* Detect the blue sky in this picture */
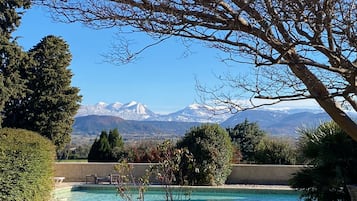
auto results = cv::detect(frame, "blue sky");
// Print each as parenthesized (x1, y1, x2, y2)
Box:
(14, 5, 321, 114)
(14, 6, 242, 114)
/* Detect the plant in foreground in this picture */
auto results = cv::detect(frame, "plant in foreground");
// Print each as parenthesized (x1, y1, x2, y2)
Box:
(114, 140, 193, 201)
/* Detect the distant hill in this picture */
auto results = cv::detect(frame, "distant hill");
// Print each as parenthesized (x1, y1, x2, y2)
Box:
(73, 115, 200, 138)
(74, 101, 357, 138)
(73, 110, 348, 139)
(221, 110, 332, 136)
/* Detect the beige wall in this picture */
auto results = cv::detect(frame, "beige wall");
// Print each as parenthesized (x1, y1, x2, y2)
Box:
(226, 164, 304, 184)
(55, 162, 305, 185)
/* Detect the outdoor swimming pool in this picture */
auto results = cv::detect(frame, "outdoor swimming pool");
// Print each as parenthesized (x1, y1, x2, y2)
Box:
(53, 186, 301, 201)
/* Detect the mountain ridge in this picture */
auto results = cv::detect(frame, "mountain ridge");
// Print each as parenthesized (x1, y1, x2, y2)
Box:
(77, 101, 230, 123)
(73, 101, 353, 138)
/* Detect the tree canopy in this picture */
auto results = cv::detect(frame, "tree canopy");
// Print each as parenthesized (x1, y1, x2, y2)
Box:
(290, 121, 357, 200)
(227, 119, 266, 162)
(0, 0, 31, 125)
(39, 0, 357, 141)
(3, 35, 82, 152)
(88, 129, 124, 162)
(177, 124, 233, 185)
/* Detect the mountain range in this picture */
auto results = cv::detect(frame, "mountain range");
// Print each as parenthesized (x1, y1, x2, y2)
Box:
(76, 101, 231, 123)
(73, 101, 353, 138)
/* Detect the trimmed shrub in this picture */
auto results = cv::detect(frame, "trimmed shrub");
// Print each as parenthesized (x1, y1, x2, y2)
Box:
(255, 136, 297, 165)
(0, 128, 55, 201)
(177, 124, 233, 185)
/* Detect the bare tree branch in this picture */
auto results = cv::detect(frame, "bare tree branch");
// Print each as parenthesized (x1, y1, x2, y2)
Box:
(37, 0, 357, 141)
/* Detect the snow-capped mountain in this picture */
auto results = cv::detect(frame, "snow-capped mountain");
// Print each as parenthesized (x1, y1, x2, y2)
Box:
(74, 101, 357, 137)
(76, 101, 157, 121)
(76, 102, 231, 122)
(153, 103, 231, 123)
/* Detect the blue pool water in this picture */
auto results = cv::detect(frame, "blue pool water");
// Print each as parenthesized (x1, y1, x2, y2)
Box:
(54, 187, 301, 201)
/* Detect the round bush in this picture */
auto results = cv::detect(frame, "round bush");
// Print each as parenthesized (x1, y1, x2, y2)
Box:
(177, 124, 233, 185)
(0, 128, 55, 201)
(255, 136, 296, 165)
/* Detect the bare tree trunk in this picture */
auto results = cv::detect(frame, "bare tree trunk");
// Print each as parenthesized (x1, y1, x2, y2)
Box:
(287, 51, 357, 141)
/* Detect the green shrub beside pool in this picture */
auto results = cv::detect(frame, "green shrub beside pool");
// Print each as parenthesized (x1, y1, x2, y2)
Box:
(0, 128, 55, 201)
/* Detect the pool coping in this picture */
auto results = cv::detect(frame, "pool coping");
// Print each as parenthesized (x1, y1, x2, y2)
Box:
(54, 182, 296, 193)
(52, 182, 300, 201)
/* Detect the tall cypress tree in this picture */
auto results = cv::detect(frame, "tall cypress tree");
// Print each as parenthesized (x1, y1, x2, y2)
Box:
(88, 129, 124, 162)
(108, 128, 124, 149)
(0, 0, 30, 126)
(108, 128, 124, 161)
(88, 131, 112, 162)
(3, 35, 82, 152)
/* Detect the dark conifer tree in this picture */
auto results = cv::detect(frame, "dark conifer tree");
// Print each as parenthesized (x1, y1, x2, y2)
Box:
(108, 128, 124, 161)
(227, 119, 266, 162)
(108, 128, 124, 149)
(87, 138, 99, 162)
(88, 131, 112, 162)
(88, 129, 125, 162)
(3, 35, 82, 152)
(0, 0, 30, 126)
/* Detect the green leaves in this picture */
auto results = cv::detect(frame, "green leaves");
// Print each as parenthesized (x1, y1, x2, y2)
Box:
(2, 36, 81, 154)
(290, 121, 357, 200)
(227, 119, 266, 162)
(177, 124, 233, 185)
(0, 128, 55, 201)
(88, 129, 125, 162)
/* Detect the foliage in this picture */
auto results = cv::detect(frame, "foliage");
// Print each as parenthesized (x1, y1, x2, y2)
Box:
(42, 0, 357, 141)
(121, 140, 162, 163)
(0, 128, 55, 201)
(290, 121, 357, 201)
(149, 140, 194, 200)
(114, 141, 193, 201)
(0, 0, 30, 126)
(108, 128, 124, 148)
(227, 119, 266, 162)
(177, 124, 233, 185)
(88, 129, 124, 162)
(0, 0, 81, 157)
(255, 136, 296, 165)
(3, 35, 82, 153)
(114, 161, 148, 201)
(62, 144, 91, 160)
(108, 128, 124, 159)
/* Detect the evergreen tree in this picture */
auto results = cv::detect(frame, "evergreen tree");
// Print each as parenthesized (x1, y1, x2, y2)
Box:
(227, 119, 266, 162)
(88, 130, 112, 162)
(108, 128, 124, 149)
(87, 138, 99, 162)
(0, 0, 30, 126)
(3, 35, 82, 152)
(108, 128, 124, 161)
(88, 129, 125, 162)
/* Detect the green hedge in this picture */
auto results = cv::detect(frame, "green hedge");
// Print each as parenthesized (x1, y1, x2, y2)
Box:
(0, 128, 55, 201)
(177, 124, 233, 185)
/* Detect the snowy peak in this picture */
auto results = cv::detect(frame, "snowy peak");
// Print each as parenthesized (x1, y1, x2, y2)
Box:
(76, 101, 230, 123)
(76, 101, 156, 120)
(121, 101, 149, 114)
(107, 102, 123, 110)
(152, 103, 231, 123)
